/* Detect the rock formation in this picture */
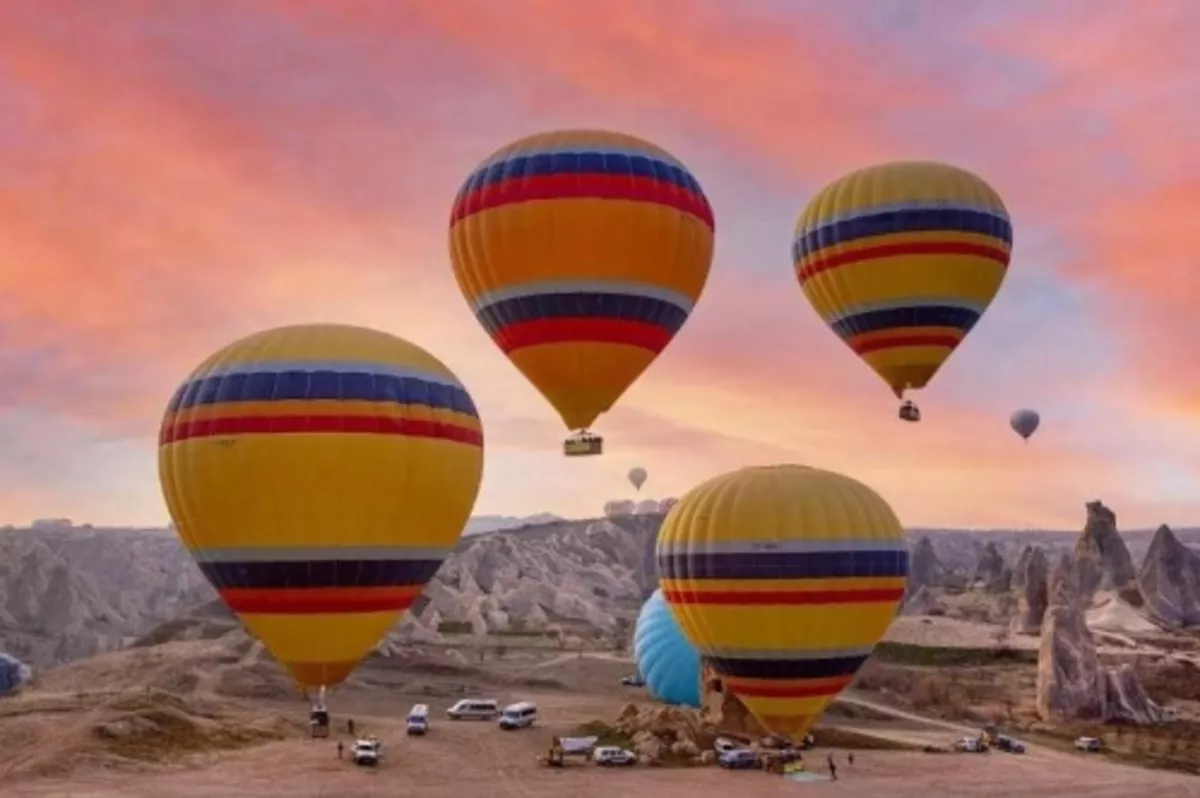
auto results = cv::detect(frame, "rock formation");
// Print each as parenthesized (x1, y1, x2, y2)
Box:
(697, 660, 767, 738)
(1138, 525, 1200, 628)
(1012, 545, 1033, 589)
(1036, 551, 1161, 724)
(614, 703, 713, 765)
(973, 542, 1011, 592)
(1071, 501, 1140, 605)
(0, 515, 664, 669)
(1012, 545, 1050, 635)
(908, 537, 945, 590)
(901, 585, 948, 616)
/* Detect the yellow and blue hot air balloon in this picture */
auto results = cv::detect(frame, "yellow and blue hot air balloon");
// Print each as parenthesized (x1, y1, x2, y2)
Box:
(448, 129, 715, 456)
(792, 161, 1012, 422)
(158, 324, 484, 698)
(656, 465, 908, 741)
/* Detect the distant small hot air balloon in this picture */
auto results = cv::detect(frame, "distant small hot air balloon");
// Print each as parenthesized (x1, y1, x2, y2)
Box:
(793, 161, 1013, 423)
(1010, 408, 1040, 441)
(657, 465, 908, 742)
(633, 589, 701, 708)
(158, 324, 484, 708)
(628, 467, 648, 491)
(449, 129, 715, 456)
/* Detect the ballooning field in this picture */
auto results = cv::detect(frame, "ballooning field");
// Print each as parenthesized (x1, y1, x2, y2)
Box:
(1, 639, 1196, 798)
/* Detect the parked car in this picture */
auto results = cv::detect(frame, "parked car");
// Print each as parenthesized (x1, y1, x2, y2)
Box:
(713, 737, 739, 755)
(352, 738, 381, 767)
(446, 699, 499, 721)
(717, 749, 759, 770)
(406, 704, 429, 736)
(620, 675, 645, 687)
(498, 701, 538, 730)
(954, 736, 986, 753)
(1075, 736, 1104, 752)
(994, 735, 1026, 754)
(593, 746, 637, 766)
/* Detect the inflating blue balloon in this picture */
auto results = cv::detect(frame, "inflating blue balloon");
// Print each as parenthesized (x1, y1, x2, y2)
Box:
(632, 589, 701, 708)
(0, 653, 32, 696)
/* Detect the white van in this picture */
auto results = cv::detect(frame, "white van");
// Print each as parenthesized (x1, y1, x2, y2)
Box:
(446, 698, 500, 721)
(406, 704, 429, 736)
(498, 701, 538, 730)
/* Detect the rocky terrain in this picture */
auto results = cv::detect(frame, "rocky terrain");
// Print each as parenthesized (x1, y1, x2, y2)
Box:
(2, 502, 1199, 678)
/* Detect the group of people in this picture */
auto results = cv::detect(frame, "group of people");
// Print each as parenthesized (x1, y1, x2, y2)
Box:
(827, 751, 855, 781)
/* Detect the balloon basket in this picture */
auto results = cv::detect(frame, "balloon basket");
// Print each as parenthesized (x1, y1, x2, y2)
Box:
(563, 432, 603, 457)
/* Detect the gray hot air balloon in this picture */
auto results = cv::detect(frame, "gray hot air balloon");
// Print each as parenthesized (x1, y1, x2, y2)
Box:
(628, 467, 647, 491)
(1010, 409, 1040, 441)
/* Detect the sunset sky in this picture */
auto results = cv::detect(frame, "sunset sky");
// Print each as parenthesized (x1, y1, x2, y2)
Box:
(1, 0, 1197, 530)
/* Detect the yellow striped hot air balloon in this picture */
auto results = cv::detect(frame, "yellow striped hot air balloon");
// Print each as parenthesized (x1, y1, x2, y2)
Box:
(158, 324, 484, 697)
(448, 129, 714, 456)
(657, 465, 908, 741)
(792, 161, 1012, 422)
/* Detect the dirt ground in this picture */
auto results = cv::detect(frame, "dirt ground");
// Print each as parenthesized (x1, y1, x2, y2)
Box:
(2, 646, 1199, 797)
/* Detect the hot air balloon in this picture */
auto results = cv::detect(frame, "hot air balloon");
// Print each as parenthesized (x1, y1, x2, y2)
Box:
(656, 465, 908, 742)
(449, 129, 715, 456)
(633, 589, 702, 708)
(1011, 408, 1040, 441)
(158, 324, 484, 713)
(628, 467, 648, 491)
(793, 161, 1013, 423)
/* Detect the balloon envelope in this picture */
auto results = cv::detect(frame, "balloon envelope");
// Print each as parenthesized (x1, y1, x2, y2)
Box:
(158, 324, 484, 689)
(628, 467, 648, 491)
(633, 589, 702, 708)
(1011, 408, 1040, 440)
(0, 653, 32, 696)
(656, 465, 908, 739)
(448, 129, 715, 432)
(793, 161, 1012, 400)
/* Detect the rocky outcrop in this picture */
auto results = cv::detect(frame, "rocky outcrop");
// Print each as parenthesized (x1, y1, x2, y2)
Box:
(614, 703, 713, 765)
(1012, 546, 1033, 589)
(909, 537, 944, 590)
(1013, 546, 1050, 634)
(698, 661, 767, 739)
(1138, 525, 1200, 628)
(0, 514, 664, 670)
(1036, 554, 1161, 724)
(901, 585, 948, 616)
(973, 542, 1011, 592)
(1071, 501, 1140, 605)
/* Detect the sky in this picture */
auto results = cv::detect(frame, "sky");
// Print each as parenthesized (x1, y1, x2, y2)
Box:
(0, 0, 1197, 531)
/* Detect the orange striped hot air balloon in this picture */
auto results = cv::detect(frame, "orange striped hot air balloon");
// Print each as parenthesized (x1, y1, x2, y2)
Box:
(792, 161, 1012, 423)
(158, 324, 484, 703)
(448, 129, 714, 456)
(657, 465, 908, 741)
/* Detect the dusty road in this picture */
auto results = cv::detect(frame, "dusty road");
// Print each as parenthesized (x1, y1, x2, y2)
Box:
(6, 690, 1200, 798)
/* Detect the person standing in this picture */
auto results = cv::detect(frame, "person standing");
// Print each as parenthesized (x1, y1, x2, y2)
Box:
(348, 718, 356, 736)
(337, 741, 344, 759)
(827, 752, 838, 781)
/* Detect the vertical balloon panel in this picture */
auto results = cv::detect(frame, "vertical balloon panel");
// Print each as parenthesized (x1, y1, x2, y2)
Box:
(158, 324, 484, 690)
